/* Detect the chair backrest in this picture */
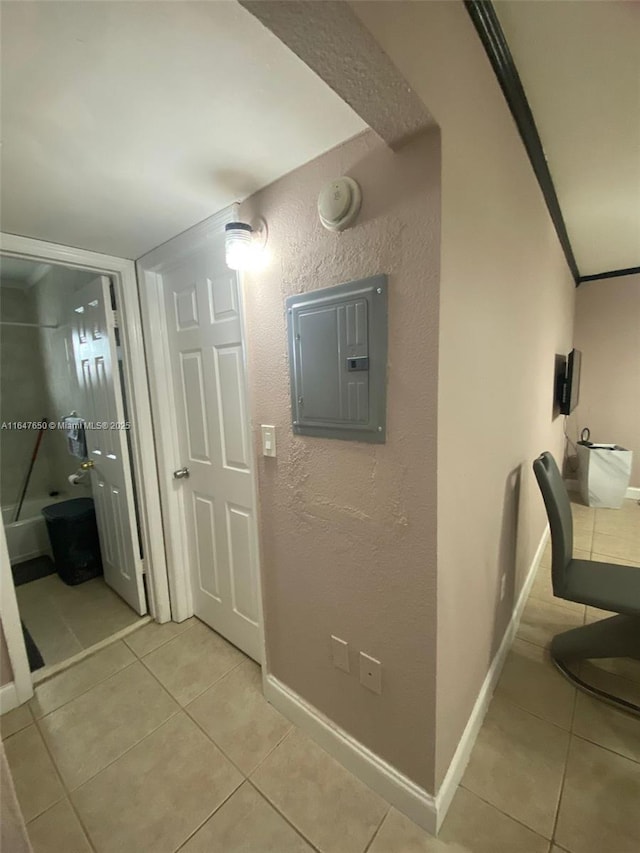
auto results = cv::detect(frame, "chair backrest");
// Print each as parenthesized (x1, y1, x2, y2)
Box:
(532, 451, 573, 595)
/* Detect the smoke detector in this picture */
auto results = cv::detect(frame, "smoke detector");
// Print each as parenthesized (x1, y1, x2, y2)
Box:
(317, 177, 362, 231)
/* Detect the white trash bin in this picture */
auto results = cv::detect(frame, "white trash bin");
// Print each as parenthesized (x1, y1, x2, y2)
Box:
(576, 443, 633, 509)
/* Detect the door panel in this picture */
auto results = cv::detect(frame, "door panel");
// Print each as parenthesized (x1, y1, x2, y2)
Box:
(149, 237, 260, 661)
(180, 352, 210, 461)
(227, 502, 258, 624)
(70, 276, 146, 615)
(193, 493, 220, 599)
(215, 345, 250, 471)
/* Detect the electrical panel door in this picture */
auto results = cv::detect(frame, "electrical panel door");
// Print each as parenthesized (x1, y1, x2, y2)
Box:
(286, 275, 387, 442)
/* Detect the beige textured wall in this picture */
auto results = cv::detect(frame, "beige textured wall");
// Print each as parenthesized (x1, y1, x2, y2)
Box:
(570, 274, 640, 486)
(0, 621, 13, 686)
(0, 283, 55, 506)
(242, 128, 441, 791)
(352, 1, 576, 786)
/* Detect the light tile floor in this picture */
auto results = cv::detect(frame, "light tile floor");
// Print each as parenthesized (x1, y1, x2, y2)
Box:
(16, 574, 145, 666)
(1, 496, 638, 852)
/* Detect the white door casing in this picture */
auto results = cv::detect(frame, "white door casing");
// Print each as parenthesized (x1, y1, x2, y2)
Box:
(138, 213, 262, 662)
(71, 276, 146, 614)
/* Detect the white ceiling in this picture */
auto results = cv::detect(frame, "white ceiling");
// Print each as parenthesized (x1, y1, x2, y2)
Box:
(0, 1, 365, 260)
(495, 1, 640, 276)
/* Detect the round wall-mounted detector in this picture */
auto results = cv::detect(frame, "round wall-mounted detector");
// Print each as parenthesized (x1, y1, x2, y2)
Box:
(317, 177, 362, 231)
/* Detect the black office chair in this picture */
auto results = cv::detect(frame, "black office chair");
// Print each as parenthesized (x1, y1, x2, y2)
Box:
(533, 451, 640, 714)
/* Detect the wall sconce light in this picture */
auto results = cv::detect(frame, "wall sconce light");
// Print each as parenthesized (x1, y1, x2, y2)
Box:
(225, 218, 268, 271)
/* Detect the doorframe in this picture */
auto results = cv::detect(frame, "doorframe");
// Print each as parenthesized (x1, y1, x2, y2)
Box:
(0, 232, 172, 702)
(1, 524, 32, 707)
(137, 205, 267, 664)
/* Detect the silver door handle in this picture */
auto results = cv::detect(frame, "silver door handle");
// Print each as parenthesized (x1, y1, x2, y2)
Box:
(173, 467, 190, 480)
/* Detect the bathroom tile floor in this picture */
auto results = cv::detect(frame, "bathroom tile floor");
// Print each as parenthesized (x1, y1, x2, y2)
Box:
(16, 574, 145, 667)
(2, 496, 639, 852)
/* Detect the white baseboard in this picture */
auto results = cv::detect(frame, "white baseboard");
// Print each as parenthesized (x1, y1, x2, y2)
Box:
(565, 479, 639, 501)
(432, 524, 549, 829)
(264, 526, 549, 836)
(264, 675, 439, 835)
(0, 681, 19, 715)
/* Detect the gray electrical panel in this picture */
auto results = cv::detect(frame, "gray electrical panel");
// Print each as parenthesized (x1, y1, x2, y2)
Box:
(286, 274, 387, 443)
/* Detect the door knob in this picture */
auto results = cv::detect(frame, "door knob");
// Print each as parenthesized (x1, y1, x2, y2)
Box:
(173, 467, 190, 480)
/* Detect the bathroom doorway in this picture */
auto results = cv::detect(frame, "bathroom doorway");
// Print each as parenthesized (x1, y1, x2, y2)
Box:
(0, 250, 164, 680)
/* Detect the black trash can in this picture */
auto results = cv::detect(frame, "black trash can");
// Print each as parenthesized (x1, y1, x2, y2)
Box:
(41, 498, 103, 585)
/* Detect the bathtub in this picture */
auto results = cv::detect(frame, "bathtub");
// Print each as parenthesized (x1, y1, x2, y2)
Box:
(2, 495, 68, 565)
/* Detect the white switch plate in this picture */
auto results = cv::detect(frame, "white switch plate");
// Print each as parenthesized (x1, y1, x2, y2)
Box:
(331, 635, 350, 673)
(359, 652, 382, 694)
(261, 424, 276, 458)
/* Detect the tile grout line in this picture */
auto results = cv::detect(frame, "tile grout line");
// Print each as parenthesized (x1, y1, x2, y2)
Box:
(31, 713, 97, 853)
(139, 647, 322, 853)
(29, 624, 243, 853)
(180, 691, 257, 780)
(41, 703, 183, 794)
(526, 590, 586, 617)
(32, 614, 149, 686)
(457, 783, 554, 844)
(549, 627, 582, 846)
(461, 503, 636, 846)
(182, 691, 293, 783)
(570, 730, 640, 766)
(172, 779, 245, 852)
(6, 719, 65, 824)
(123, 616, 196, 659)
(19, 576, 145, 667)
(362, 806, 390, 853)
(165, 661, 320, 853)
(137, 636, 248, 708)
(46, 582, 88, 650)
(25, 618, 249, 825)
(549, 696, 578, 845)
(32, 655, 140, 721)
(243, 722, 295, 776)
(244, 776, 325, 853)
(244, 728, 392, 853)
(35, 664, 184, 795)
(492, 691, 575, 735)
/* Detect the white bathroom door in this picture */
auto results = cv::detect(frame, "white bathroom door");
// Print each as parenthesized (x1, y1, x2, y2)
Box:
(144, 231, 261, 661)
(70, 276, 146, 615)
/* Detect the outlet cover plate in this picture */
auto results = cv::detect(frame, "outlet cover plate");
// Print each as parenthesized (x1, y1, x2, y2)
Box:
(331, 635, 350, 673)
(359, 652, 382, 694)
(261, 424, 276, 458)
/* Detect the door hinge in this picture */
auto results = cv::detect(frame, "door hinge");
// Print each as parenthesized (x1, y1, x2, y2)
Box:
(112, 310, 119, 328)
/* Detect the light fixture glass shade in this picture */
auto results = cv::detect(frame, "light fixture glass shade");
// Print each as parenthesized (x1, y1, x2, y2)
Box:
(225, 222, 253, 270)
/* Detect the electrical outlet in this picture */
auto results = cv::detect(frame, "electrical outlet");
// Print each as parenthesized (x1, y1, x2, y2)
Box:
(500, 573, 507, 601)
(359, 652, 382, 695)
(331, 635, 350, 673)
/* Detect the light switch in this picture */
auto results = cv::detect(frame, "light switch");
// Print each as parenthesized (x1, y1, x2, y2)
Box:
(261, 424, 276, 458)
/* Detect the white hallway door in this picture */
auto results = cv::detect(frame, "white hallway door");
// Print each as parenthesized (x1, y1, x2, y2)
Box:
(140, 229, 261, 661)
(71, 276, 146, 615)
